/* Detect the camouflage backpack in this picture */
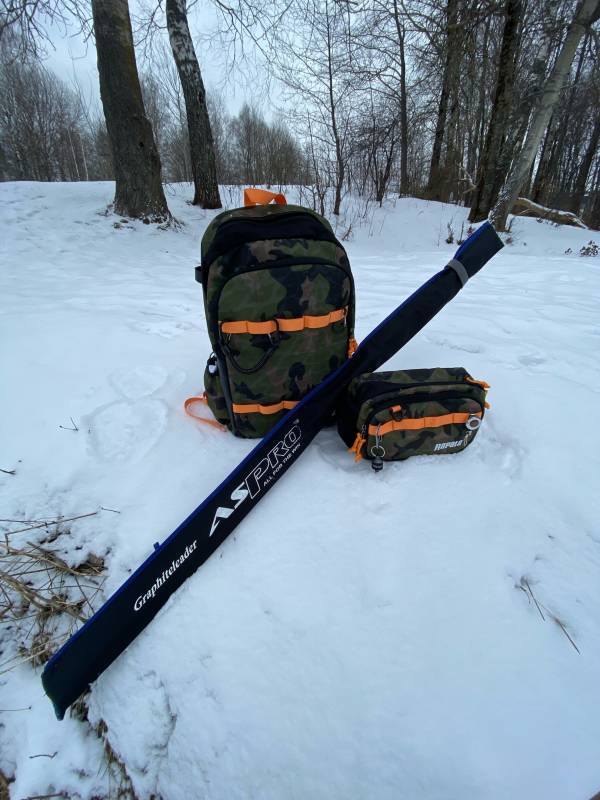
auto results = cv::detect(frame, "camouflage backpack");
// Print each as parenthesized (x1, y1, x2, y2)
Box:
(193, 189, 356, 438)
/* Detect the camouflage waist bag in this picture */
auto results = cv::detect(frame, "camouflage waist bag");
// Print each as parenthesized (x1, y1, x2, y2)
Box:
(337, 368, 490, 471)
(196, 189, 356, 438)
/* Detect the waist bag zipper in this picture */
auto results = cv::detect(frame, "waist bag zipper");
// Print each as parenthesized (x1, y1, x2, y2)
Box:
(371, 424, 385, 473)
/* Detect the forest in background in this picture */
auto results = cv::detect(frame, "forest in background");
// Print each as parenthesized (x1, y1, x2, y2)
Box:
(0, 0, 599, 229)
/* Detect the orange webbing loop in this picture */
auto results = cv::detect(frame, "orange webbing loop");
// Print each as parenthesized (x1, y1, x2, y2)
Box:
(347, 336, 358, 357)
(221, 307, 347, 336)
(184, 395, 227, 431)
(348, 433, 365, 462)
(465, 376, 490, 390)
(369, 411, 482, 437)
(243, 188, 287, 207)
(232, 399, 298, 416)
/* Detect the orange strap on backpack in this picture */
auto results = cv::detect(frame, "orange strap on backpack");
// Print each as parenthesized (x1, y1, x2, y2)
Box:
(243, 188, 287, 207)
(184, 394, 227, 431)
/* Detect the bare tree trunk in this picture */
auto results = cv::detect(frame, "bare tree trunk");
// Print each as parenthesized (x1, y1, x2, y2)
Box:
(490, 0, 600, 231)
(569, 114, 600, 214)
(530, 118, 557, 203)
(80, 133, 89, 181)
(166, 0, 221, 209)
(426, 0, 459, 200)
(570, 113, 600, 214)
(469, 0, 522, 222)
(531, 34, 588, 204)
(588, 160, 600, 228)
(374, 132, 397, 203)
(392, 0, 409, 195)
(325, 2, 344, 216)
(92, 0, 170, 220)
(467, 13, 491, 194)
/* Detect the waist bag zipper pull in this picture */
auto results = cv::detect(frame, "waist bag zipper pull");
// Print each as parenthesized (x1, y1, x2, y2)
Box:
(371, 424, 385, 472)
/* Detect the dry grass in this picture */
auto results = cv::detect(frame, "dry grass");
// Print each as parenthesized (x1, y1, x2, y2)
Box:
(69, 696, 142, 800)
(0, 769, 13, 800)
(0, 514, 155, 799)
(0, 515, 106, 673)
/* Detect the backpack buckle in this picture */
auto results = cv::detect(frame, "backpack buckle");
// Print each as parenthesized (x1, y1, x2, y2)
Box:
(390, 405, 404, 421)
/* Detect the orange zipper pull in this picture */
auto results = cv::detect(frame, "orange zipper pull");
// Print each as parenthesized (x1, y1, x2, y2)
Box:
(466, 375, 490, 390)
(348, 432, 366, 462)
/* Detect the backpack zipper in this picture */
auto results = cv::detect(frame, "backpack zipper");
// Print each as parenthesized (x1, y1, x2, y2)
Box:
(202, 211, 344, 277)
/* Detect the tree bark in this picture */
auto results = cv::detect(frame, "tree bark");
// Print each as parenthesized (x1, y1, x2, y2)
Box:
(568, 113, 600, 214)
(490, 0, 600, 231)
(92, 0, 169, 220)
(530, 120, 556, 204)
(512, 196, 587, 227)
(392, 0, 409, 195)
(531, 34, 588, 204)
(166, 0, 221, 209)
(588, 160, 600, 229)
(426, 0, 460, 200)
(468, 0, 522, 222)
(325, 0, 344, 216)
(468, 13, 491, 189)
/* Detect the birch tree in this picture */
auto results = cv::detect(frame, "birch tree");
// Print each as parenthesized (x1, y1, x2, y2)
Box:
(490, 0, 600, 230)
(166, 0, 221, 208)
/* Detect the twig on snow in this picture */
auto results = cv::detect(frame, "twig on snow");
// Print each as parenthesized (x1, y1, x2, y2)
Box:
(0, 468, 16, 475)
(28, 751, 58, 759)
(59, 416, 79, 432)
(22, 794, 68, 799)
(4, 511, 97, 535)
(523, 579, 546, 621)
(551, 615, 581, 654)
(518, 576, 580, 654)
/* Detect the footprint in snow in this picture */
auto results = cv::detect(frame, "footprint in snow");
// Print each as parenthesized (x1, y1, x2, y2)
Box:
(476, 421, 526, 481)
(110, 365, 170, 399)
(88, 398, 168, 463)
(518, 353, 546, 367)
(424, 334, 483, 354)
(129, 319, 195, 338)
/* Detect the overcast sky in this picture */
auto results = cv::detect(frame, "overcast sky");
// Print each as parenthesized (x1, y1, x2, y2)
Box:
(43, 0, 272, 117)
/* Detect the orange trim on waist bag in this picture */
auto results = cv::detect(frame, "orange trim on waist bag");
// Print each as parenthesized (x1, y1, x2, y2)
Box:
(369, 411, 482, 437)
(244, 188, 287, 207)
(466, 376, 490, 390)
(184, 394, 227, 431)
(221, 307, 347, 336)
(347, 336, 358, 357)
(232, 400, 299, 416)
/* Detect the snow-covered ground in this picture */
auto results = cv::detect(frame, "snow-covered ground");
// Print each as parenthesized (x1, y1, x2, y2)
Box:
(1, 182, 599, 799)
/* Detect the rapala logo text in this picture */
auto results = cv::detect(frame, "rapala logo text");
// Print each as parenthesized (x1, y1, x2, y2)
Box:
(209, 424, 302, 537)
(434, 439, 464, 452)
